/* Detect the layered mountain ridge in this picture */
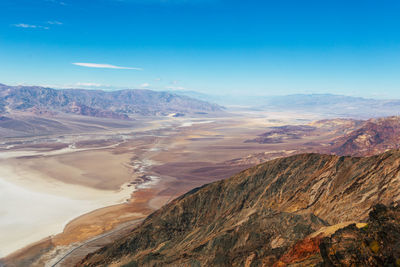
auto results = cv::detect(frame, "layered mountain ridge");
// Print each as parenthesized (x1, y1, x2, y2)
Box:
(174, 91, 400, 118)
(78, 150, 400, 266)
(0, 83, 222, 118)
(328, 116, 400, 156)
(247, 116, 400, 158)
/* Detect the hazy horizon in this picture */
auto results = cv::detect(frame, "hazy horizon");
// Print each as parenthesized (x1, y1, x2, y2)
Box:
(2, 81, 400, 101)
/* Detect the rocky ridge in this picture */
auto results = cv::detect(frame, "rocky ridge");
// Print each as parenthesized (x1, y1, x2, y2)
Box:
(247, 116, 400, 158)
(0, 83, 222, 119)
(78, 150, 400, 266)
(328, 116, 400, 156)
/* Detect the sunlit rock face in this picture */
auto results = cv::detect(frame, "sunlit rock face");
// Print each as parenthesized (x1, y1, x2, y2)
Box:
(78, 150, 400, 266)
(319, 203, 400, 266)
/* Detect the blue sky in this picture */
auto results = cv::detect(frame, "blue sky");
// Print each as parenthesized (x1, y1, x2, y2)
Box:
(0, 0, 400, 97)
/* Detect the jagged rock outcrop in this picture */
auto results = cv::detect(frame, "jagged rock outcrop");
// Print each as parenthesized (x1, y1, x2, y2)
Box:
(78, 151, 400, 266)
(273, 203, 400, 266)
(319, 203, 400, 266)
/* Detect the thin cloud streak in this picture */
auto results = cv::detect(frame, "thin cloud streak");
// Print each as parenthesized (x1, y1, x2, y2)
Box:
(76, 82, 103, 87)
(115, 0, 216, 5)
(47, 21, 63, 25)
(166, 86, 186, 90)
(72, 62, 142, 70)
(140, 83, 150, 88)
(13, 23, 49, 30)
(44, 0, 66, 6)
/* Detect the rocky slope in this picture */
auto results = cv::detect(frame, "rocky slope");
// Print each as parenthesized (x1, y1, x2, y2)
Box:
(319, 203, 400, 266)
(0, 83, 222, 118)
(245, 119, 362, 144)
(245, 125, 319, 144)
(273, 203, 400, 266)
(78, 150, 400, 266)
(248, 116, 400, 158)
(328, 116, 400, 156)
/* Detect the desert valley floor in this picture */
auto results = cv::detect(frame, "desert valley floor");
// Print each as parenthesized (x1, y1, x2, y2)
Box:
(0, 109, 386, 266)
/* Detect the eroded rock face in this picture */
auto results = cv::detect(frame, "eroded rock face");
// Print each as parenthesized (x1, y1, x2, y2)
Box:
(320, 203, 400, 267)
(273, 236, 324, 266)
(78, 152, 400, 267)
(77, 186, 328, 266)
(246, 116, 400, 160)
(329, 116, 400, 157)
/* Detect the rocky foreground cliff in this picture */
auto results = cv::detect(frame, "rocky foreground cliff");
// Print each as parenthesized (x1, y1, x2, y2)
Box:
(78, 150, 400, 266)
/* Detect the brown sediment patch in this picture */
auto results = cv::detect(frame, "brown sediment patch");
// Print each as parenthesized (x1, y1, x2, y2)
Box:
(55, 219, 144, 267)
(2, 168, 185, 266)
(53, 188, 157, 246)
(2, 187, 161, 266)
(50, 168, 208, 249)
(152, 162, 252, 184)
(2, 237, 55, 267)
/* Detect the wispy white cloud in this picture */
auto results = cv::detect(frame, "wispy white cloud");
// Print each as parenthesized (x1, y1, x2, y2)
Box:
(13, 23, 49, 30)
(166, 86, 186, 90)
(13, 21, 62, 30)
(45, 0, 66, 6)
(47, 21, 63, 25)
(115, 0, 215, 5)
(140, 83, 150, 88)
(76, 82, 103, 87)
(72, 62, 142, 70)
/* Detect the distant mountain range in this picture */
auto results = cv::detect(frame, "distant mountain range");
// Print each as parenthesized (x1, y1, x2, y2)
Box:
(0, 83, 223, 119)
(2, 83, 400, 120)
(263, 94, 400, 118)
(173, 91, 400, 119)
(78, 150, 400, 266)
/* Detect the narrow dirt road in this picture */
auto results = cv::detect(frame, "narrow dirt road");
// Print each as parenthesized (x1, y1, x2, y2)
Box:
(51, 219, 144, 267)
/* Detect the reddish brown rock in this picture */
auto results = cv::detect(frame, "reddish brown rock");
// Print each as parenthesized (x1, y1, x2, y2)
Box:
(77, 151, 400, 266)
(320, 203, 400, 266)
(273, 236, 322, 266)
(328, 116, 400, 156)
